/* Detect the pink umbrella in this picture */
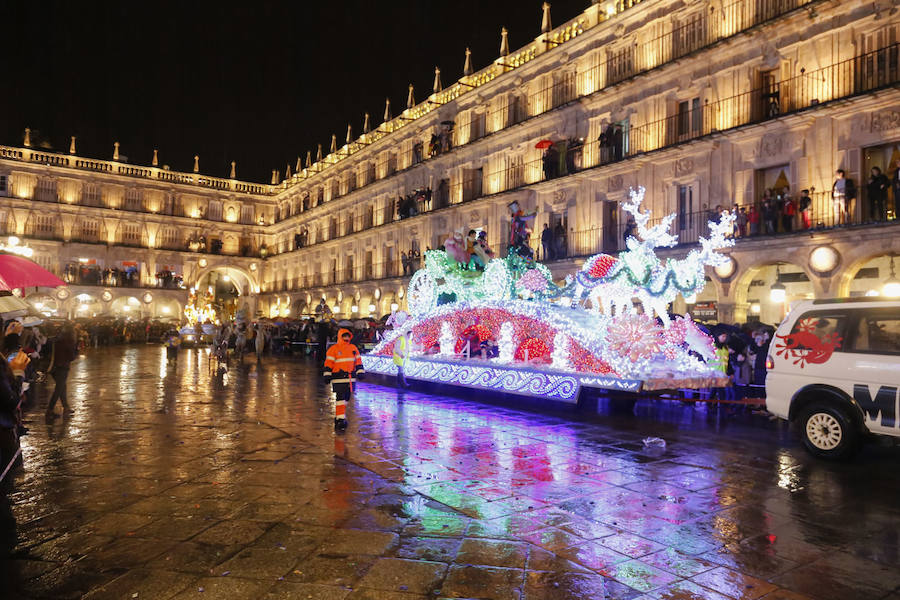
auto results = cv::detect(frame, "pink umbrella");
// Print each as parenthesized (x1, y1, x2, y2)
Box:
(0, 254, 67, 290)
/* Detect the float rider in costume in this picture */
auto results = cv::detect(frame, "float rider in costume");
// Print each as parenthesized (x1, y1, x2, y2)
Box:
(507, 201, 536, 258)
(323, 328, 364, 429)
(390, 311, 410, 388)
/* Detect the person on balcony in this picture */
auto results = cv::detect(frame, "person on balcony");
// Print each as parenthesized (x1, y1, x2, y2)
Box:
(541, 147, 556, 180)
(763, 197, 777, 235)
(892, 160, 900, 219)
(554, 222, 566, 258)
(798, 189, 812, 229)
(867, 166, 889, 222)
(541, 223, 555, 261)
(401, 251, 410, 276)
(781, 194, 795, 233)
(748, 202, 760, 235)
(831, 169, 855, 226)
(613, 125, 624, 161)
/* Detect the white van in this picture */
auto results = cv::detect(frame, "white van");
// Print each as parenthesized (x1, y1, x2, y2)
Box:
(766, 298, 900, 459)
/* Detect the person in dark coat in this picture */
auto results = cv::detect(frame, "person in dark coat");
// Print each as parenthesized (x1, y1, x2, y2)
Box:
(46, 326, 77, 418)
(540, 224, 555, 261)
(612, 125, 624, 161)
(316, 320, 330, 365)
(892, 160, 900, 219)
(763, 199, 777, 234)
(867, 166, 889, 222)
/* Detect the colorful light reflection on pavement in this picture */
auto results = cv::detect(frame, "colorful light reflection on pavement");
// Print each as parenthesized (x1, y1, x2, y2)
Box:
(1, 347, 899, 599)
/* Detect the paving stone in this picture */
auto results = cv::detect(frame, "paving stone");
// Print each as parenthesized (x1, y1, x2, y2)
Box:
(440, 564, 524, 600)
(455, 538, 528, 568)
(169, 575, 272, 599)
(192, 519, 272, 546)
(356, 557, 447, 594)
(317, 528, 399, 555)
(396, 536, 463, 562)
(262, 580, 351, 599)
(691, 566, 777, 599)
(285, 554, 377, 586)
(81, 568, 196, 600)
(523, 570, 612, 599)
(214, 546, 301, 578)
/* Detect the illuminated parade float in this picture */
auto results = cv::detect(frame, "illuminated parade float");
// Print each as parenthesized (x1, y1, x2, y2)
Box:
(363, 188, 735, 403)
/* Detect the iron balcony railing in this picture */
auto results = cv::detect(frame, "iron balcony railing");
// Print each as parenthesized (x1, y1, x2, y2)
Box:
(278, 192, 900, 294)
(274, 39, 900, 262)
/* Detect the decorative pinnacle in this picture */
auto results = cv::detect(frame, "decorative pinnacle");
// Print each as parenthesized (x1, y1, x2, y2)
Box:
(433, 67, 442, 93)
(464, 48, 473, 76)
(500, 27, 510, 57)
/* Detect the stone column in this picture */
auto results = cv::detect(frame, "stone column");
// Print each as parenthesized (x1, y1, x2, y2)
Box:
(717, 301, 737, 324)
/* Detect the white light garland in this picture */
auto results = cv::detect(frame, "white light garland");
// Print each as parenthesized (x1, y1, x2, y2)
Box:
(551, 331, 572, 370)
(438, 321, 455, 356)
(497, 322, 515, 363)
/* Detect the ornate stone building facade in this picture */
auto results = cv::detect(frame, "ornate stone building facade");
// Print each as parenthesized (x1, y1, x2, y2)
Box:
(2, 0, 900, 325)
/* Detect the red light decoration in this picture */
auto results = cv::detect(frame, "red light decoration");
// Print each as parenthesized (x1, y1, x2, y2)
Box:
(587, 254, 618, 278)
(515, 337, 550, 362)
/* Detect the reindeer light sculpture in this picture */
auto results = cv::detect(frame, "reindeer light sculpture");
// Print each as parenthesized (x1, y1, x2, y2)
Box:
(577, 187, 735, 325)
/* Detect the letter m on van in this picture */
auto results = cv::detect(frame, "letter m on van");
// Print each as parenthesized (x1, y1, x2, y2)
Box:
(853, 385, 897, 428)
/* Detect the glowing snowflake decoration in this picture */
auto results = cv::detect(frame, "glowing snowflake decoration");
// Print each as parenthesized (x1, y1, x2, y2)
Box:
(605, 313, 663, 363)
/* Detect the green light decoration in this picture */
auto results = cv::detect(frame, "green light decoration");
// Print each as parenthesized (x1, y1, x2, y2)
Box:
(409, 249, 551, 313)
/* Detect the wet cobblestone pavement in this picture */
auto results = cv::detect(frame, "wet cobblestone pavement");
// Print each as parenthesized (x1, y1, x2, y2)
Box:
(2, 347, 900, 599)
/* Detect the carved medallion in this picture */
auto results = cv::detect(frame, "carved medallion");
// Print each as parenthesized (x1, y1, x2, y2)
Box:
(608, 175, 624, 192)
(674, 158, 694, 176)
(871, 110, 900, 132)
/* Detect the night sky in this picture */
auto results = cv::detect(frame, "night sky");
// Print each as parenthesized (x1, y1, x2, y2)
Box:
(2, 0, 587, 184)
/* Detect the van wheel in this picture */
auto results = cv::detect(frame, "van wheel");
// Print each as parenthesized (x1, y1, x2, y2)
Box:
(798, 403, 860, 460)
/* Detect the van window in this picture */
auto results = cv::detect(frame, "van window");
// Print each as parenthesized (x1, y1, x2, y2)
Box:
(851, 311, 900, 355)
(788, 313, 847, 352)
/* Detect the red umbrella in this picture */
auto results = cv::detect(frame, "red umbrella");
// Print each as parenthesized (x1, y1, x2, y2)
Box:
(535, 139, 554, 149)
(0, 254, 67, 290)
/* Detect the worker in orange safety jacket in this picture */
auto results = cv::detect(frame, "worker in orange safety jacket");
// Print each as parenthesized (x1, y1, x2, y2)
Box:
(323, 328, 364, 429)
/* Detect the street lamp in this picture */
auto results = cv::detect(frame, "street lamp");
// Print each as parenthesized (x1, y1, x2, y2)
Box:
(883, 256, 900, 297)
(770, 265, 786, 303)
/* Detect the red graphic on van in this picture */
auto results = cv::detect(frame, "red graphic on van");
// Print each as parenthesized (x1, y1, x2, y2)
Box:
(774, 318, 843, 368)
